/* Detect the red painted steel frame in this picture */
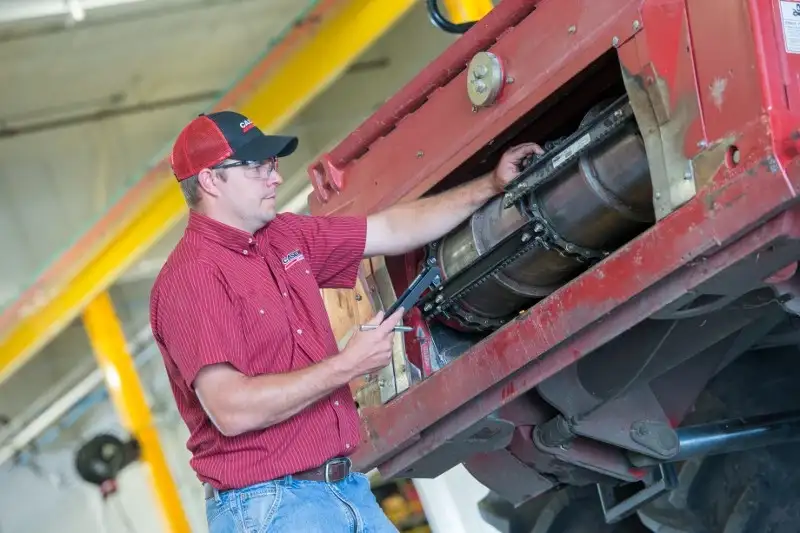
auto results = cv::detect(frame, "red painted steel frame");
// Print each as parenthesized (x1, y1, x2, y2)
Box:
(308, 0, 800, 475)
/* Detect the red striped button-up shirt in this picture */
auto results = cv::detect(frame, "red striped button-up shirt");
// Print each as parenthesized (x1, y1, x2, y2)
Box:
(150, 210, 367, 490)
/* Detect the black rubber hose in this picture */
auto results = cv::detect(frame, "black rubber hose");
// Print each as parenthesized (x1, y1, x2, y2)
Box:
(426, 0, 477, 34)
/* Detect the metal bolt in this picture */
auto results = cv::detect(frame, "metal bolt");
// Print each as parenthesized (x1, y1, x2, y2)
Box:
(697, 139, 708, 149)
(472, 105, 479, 113)
(435, 294, 444, 303)
(416, 150, 424, 158)
(423, 303, 433, 312)
(684, 171, 693, 180)
(633, 20, 641, 31)
(355, 294, 362, 301)
(474, 80, 487, 93)
(568, 25, 577, 34)
(473, 64, 488, 78)
(521, 232, 531, 242)
(505, 76, 515, 84)
(655, 192, 661, 199)
(612, 36, 620, 47)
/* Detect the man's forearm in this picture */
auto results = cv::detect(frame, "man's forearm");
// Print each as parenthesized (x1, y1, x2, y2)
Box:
(366, 173, 499, 257)
(201, 356, 354, 436)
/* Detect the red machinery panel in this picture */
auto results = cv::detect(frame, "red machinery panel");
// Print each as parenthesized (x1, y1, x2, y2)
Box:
(307, 0, 800, 484)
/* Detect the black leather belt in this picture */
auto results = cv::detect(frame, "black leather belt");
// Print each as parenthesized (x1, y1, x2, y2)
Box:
(293, 457, 352, 483)
(204, 457, 353, 499)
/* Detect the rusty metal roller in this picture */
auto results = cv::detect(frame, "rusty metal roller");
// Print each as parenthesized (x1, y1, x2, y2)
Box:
(434, 109, 656, 329)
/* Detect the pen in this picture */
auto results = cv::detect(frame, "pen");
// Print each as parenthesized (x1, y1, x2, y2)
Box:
(359, 325, 413, 332)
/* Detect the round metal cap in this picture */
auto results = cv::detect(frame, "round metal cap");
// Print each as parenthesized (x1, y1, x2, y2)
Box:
(467, 51, 504, 108)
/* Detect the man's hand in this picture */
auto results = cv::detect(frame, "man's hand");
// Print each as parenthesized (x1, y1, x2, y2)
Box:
(338, 308, 405, 377)
(490, 142, 544, 192)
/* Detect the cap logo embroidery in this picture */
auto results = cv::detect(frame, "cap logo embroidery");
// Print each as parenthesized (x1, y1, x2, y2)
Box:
(239, 119, 255, 133)
(282, 249, 304, 270)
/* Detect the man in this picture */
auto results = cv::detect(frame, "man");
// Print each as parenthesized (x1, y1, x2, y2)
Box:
(149, 110, 540, 532)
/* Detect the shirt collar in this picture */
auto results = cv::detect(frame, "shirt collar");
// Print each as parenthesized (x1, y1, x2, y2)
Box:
(186, 210, 257, 253)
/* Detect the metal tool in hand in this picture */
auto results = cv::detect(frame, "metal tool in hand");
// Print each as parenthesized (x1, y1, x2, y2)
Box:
(358, 262, 442, 333)
(359, 325, 413, 332)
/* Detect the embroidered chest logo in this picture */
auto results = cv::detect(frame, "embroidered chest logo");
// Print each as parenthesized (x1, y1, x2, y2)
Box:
(281, 249, 305, 270)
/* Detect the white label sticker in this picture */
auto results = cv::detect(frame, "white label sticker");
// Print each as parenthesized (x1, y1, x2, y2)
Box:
(780, 0, 800, 54)
(552, 133, 591, 168)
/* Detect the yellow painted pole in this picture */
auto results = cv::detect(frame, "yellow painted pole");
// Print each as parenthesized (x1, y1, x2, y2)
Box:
(82, 292, 190, 533)
(441, 0, 493, 23)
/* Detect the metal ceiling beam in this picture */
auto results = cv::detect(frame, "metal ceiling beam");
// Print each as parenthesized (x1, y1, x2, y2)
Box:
(0, 0, 417, 385)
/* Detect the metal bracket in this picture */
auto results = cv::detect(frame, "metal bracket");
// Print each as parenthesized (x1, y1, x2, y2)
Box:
(597, 463, 678, 524)
(502, 95, 634, 207)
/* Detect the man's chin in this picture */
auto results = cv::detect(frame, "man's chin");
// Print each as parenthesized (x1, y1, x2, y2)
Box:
(259, 210, 277, 225)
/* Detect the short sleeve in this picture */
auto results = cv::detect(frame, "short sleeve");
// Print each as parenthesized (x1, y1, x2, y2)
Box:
(151, 262, 246, 388)
(278, 213, 367, 289)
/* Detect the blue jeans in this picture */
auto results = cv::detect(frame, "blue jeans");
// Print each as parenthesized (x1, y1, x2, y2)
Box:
(205, 473, 400, 532)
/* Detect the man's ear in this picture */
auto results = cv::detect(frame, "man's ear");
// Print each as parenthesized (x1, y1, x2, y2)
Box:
(197, 168, 219, 197)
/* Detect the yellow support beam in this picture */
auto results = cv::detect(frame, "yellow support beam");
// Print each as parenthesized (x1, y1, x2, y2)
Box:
(83, 292, 190, 533)
(442, 0, 493, 24)
(0, 0, 417, 386)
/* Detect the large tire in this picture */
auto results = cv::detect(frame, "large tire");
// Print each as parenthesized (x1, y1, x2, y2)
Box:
(527, 486, 649, 533)
(638, 346, 800, 533)
(479, 485, 649, 533)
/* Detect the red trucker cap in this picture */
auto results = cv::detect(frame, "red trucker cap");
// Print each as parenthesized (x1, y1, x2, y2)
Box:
(169, 111, 298, 181)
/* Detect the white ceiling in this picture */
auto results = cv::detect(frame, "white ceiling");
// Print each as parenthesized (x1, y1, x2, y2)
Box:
(0, 0, 313, 309)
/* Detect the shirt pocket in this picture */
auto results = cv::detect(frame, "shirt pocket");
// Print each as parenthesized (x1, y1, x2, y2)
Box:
(234, 288, 293, 375)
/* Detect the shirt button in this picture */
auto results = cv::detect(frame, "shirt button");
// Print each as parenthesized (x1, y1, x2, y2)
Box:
(345, 443, 351, 449)
(248, 237, 253, 244)
(334, 401, 339, 406)
(297, 329, 303, 335)
(242, 250, 248, 255)
(282, 292, 287, 297)
(259, 309, 265, 315)
(305, 270, 310, 274)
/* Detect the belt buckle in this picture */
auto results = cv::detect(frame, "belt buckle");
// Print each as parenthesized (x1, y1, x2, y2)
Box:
(324, 457, 351, 483)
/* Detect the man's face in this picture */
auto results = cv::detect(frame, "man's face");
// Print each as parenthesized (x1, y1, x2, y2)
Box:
(213, 158, 283, 229)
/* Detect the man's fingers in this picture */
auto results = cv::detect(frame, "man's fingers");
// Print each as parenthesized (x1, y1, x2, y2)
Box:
(515, 142, 543, 156)
(508, 142, 539, 153)
(367, 310, 385, 326)
(379, 307, 405, 334)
